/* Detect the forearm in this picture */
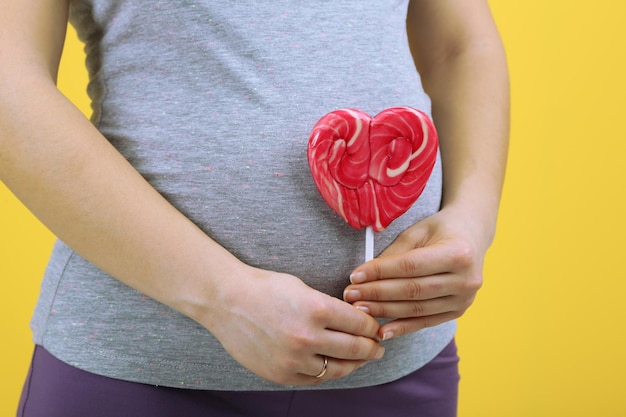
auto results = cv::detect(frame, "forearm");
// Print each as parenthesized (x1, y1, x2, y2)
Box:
(408, 0, 510, 249)
(345, 22, 509, 329)
(1, 78, 389, 384)
(427, 42, 509, 246)
(0, 76, 241, 326)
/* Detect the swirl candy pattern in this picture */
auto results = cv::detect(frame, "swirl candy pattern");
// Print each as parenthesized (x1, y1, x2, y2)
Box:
(307, 107, 438, 232)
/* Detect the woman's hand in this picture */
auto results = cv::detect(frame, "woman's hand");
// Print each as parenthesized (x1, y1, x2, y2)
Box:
(345, 0, 509, 341)
(201, 265, 385, 386)
(343, 206, 490, 341)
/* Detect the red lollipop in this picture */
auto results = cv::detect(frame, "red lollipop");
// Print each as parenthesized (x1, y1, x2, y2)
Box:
(307, 107, 438, 260)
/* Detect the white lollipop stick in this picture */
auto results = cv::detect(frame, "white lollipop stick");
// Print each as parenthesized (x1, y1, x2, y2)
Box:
(365, 226, 374, 262)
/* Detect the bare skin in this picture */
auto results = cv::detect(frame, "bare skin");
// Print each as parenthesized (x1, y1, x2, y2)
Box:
(0, 0, 383, 386)
(344, 0, 509, 340)
(0, 0, 508, 385)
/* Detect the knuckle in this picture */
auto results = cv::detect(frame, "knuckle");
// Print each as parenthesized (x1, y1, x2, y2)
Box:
(409, 302, 425, 317)
(369, 285, 383, 301)
(403, 280, 423, 300)
(370, 261, 384, 280)
(288, 328, 317, 351)
(427, 279, 445, 294)
(347, 338, 363, 357)
(374, 303, 389, 318)
(450, 242, 476, 269)
(308, 297, 333, 322)
(400, 255, 420, 276)
(393, 322, 412, 337)
(463, 272, 484, 293)
(353, 314, 374, 335)
(361, 284, 382, 301)
(350, 315, 366, 334)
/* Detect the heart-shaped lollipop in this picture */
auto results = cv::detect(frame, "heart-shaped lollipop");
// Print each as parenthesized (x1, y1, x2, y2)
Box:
(307, 107, 438, 238)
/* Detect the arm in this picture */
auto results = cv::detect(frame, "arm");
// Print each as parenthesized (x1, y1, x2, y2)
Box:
(344, 0, 510, 339)
(0, 0, 383, 384)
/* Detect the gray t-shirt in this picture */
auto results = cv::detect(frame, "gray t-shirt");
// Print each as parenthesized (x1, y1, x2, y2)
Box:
(31, 0, 455, 390)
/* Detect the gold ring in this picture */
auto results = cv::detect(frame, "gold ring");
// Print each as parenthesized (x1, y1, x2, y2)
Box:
(315, 356, 328, 378)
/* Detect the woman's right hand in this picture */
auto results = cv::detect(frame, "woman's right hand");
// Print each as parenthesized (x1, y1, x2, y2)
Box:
(200, 265, 385, 386)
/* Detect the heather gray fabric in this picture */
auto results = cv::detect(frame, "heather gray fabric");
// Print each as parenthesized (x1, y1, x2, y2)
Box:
(30, 0, 456, 390)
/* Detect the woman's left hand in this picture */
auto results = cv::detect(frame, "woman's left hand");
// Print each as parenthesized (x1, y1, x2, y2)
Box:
(343, 206, 491, 341)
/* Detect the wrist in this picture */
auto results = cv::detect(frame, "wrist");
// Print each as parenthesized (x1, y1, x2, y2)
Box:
(163, 237, 250, 332)
(438, 201, 500, 252)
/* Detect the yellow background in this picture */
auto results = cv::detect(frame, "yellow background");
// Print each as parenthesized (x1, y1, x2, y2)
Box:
(1, 1, 625, 415)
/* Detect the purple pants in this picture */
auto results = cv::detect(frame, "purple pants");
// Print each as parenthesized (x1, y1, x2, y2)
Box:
(17, 340, 459, 417)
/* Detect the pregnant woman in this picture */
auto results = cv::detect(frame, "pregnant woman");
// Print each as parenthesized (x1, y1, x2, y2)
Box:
(0, 1, 509, 416)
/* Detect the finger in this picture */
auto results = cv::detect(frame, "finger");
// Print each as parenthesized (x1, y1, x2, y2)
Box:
(315, 329, 385, 362)
(344, 274, 459, 303)
(302, 296, 384, 361)
(299, 357, 367, 384)
(352, 296, 456, 319)
(377, 224, 429, 258)
(313, 355, 329, 378)
(351, 240, 474, 284)
(300, 354, 330, 379)
(324, 297, 381, 339)
(378, 312, 462, 340)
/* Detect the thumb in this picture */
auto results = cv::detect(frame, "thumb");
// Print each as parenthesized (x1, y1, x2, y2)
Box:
(379, 219, 434, 258)
(349, 252, 408, 284)
(350, 241, 448, 284)
(349, 224, 429, 284)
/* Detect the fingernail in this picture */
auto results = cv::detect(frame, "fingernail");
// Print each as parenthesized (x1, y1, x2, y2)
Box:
(375, 347, 385, 359)
(355, 305, 370, 314)
(382, 331, 394, 341)
(350, 271, 366, 284)
(343, 289, 361, 301)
